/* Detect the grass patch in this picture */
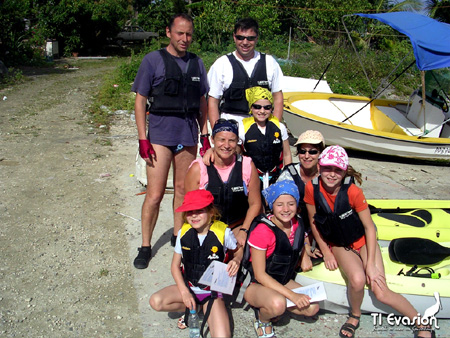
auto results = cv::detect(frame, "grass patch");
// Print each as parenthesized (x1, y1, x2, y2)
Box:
(0, 68, 25, 89)
(98, 268, 109, 277)
(95, 138, 113, 147)
(87, 55, 143, 132)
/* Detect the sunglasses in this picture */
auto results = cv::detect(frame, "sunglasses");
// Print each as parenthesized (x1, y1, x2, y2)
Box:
(298, 149, 319, 155)
(235, 35, 257, 41)
(215, 118, 238, 126)
(252, 104, 272, 110)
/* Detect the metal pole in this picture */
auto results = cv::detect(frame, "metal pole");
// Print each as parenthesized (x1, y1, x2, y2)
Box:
(287, 26, 292, 60)
(421, 70, 427, 132)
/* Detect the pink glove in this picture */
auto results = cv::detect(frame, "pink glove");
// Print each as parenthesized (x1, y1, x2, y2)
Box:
(199, 134, 211, 156)
(139, 139, 155, 159)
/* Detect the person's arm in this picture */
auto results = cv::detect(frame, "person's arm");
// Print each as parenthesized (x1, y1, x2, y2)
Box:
(282, 139, 292, 166)
(184, 162, 201, 192)
(208, 96, 221, 130)
(198, 96, 211, 156)
(235, 162, 262, 246)
(171, 252, 196, 311)
(226, 245, 243, 277)
(251, 247, 311, 308)
(201, 148, 215, 166)
(135, 93, 148, 140)
(299, 245, 313, 272)
(198, 95, 208, 135)
(304, 232, 322, 258)
(135, 93, 156, 165)
(272, 91, 284, 121)
(306, 203, 338, 271)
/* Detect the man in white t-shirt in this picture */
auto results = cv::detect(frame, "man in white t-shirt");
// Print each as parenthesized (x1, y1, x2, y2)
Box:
(207, 18, 284, 128)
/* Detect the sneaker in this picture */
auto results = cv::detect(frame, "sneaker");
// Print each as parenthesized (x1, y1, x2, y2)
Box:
(170, 234, 177, 247)
(133, 246, 152, 269)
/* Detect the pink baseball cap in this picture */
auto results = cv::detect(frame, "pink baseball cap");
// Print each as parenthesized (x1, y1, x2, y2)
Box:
(319, 145, 348, 171)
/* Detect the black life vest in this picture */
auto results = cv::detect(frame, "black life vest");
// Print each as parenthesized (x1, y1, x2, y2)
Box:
(220, 53, 269, 115)
(242, 115, 283, 174)
(206, 155, 249, 226)
(312, 176, 365, 247)
(180, 220, 227, 287)
(278, 164, 309, 230)
(148, 49, 201, 116)
(245, 214, 304, 285)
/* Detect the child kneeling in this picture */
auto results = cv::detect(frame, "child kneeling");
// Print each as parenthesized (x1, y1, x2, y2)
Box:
(149, 190, 242, 338)
(244, 180, 319, 338)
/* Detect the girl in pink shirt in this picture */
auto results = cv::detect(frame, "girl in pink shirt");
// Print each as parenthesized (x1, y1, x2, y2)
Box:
(244, 180, 319, 338)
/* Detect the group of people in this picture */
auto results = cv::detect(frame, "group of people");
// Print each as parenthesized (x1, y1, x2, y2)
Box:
(131, 13, 434, 338)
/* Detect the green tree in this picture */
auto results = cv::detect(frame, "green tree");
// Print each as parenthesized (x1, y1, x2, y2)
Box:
(0, 0, 35, 66)
(287, 0, 421, 44)
(188, 0, 236, 51)
(287, 0, 375, 44)
(426, 0, 450, 23)
(32, 0, 129, 56)
(187, 0, 283, 51)
(137, 0, 187, 35)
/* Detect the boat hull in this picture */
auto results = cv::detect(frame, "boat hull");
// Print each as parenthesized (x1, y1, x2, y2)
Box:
(283, 92, 450, 161)
(296, 273, 450, 318)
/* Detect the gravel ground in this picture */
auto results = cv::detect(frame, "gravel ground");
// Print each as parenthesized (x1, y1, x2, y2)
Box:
(1, 58, 449, 338)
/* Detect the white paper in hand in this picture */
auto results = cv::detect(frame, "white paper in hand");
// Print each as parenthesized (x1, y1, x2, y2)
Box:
(198, 261, 236, 295)
(286, 282, 327, 308)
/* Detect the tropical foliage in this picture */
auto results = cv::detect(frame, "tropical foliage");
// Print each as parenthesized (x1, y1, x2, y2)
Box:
(426, 0, 450, 23)
(0, 0, 428, 99)
(1, 0, 429, 65)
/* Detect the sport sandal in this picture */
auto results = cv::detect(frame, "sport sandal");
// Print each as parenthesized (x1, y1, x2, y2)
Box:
(414, 326, 436, 338)
(339, 312, 360, 338)
(177, 314, 187, 330)
(253, 318, 276, 338)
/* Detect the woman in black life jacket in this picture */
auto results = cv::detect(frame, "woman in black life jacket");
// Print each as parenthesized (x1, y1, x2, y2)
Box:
(185, 118, 262, 247)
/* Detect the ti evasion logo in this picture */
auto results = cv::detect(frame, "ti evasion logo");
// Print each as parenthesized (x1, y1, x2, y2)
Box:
(372, 291, 442, 330)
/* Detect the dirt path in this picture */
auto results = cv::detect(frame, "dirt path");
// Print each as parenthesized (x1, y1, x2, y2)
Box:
(1, 58, 449, 338)
(0, 59, 141, 337)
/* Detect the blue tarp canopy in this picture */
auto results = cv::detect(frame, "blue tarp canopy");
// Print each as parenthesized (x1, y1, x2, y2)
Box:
(356, 12, 450, 71)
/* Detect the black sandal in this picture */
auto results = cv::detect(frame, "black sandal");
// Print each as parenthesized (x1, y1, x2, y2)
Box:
(414, 326, 436, 338)
(339, 312, 360, 338)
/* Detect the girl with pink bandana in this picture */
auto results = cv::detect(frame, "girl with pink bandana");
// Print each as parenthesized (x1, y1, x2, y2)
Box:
(304, 145, 434, 338)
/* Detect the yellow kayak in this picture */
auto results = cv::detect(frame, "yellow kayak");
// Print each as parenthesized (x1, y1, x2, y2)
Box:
(296, 239, 450, 318)
(368, 199, 450, 243)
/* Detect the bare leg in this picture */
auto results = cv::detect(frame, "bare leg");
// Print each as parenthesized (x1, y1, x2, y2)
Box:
(244, 283, 287, 336)
(140, 145, 173, 247)
(332, 246, 366, 337)
(359, 245, 432, 338)
(201, 298, 231, 338)
(149, 284, 185, 312)
(172, 145, 196, 236)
